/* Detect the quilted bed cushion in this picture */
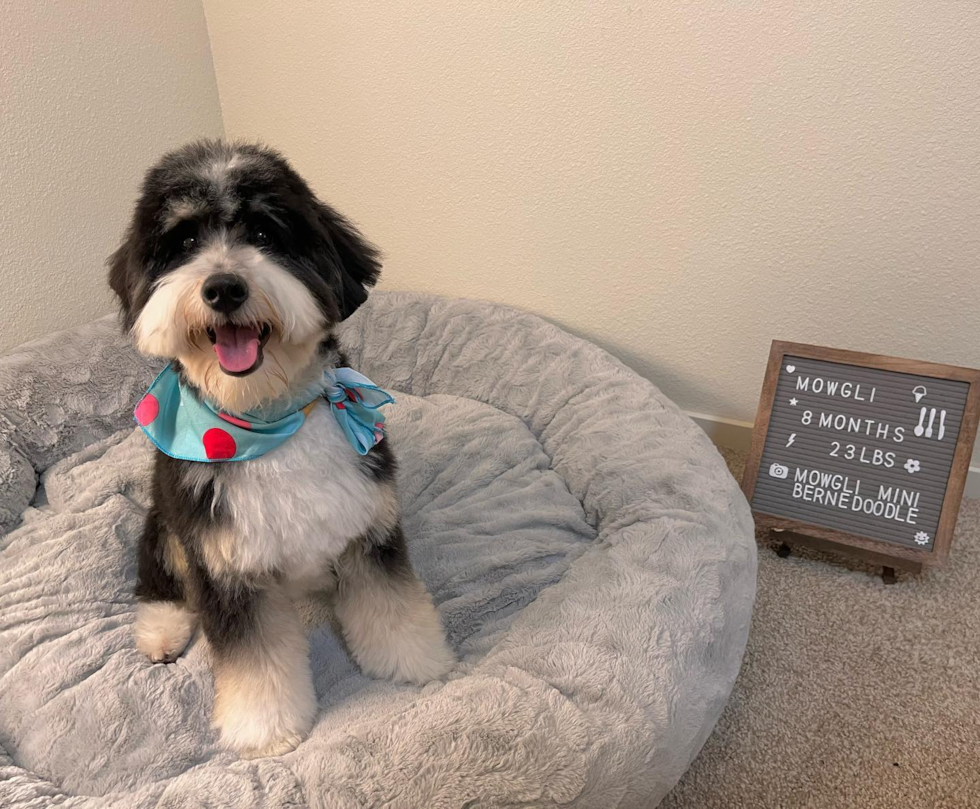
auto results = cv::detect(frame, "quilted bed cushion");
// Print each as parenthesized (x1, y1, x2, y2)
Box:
(0, 292, 756, 808)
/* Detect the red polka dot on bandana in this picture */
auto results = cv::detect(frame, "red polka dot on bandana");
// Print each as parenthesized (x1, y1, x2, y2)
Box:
(134, 394, 159, 426)
(203, 428, 236, 460)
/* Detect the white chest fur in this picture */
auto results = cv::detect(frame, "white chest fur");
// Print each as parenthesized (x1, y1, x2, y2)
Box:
(202, 404, 396, 581)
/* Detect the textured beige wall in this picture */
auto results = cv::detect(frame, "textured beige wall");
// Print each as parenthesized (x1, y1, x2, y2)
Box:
(203, 1, 980, 426)
(0, 0, 223, 353)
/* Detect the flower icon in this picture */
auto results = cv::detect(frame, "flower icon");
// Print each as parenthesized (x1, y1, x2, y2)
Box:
(904, 459, 921, 474)
(914, 531, 930, 545)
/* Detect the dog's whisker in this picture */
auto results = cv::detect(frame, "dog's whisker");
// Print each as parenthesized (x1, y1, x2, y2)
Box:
(270, 351, 290, 389)
(255, 289, 284, 334)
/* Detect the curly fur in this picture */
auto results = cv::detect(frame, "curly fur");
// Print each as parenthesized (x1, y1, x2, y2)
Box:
(108, 140, 453, 757)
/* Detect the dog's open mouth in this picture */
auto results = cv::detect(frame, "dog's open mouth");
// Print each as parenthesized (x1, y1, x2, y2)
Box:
(206, 322, 272, 376)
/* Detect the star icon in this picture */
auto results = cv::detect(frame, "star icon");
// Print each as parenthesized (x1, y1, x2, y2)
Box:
(789, 398, 799, 406)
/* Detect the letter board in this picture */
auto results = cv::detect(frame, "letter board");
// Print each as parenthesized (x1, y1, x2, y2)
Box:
(741, 342, 980, 567)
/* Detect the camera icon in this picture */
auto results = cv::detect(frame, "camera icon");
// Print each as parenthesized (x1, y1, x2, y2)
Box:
(768, 463, 789, 480)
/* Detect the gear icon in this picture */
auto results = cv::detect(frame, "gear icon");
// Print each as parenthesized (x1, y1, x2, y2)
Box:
(914, 531, 930, 545)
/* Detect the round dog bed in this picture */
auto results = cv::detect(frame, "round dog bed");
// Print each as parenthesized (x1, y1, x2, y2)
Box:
(0, 292, 756, 808)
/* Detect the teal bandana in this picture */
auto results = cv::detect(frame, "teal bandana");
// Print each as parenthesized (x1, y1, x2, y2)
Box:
(134, 363, 394, 462)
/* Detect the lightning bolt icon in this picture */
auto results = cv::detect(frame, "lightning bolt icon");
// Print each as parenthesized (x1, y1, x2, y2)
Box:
(786, 433, 796, 447)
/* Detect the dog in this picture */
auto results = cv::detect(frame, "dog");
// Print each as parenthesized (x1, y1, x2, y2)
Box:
(108, 140, 454, 758)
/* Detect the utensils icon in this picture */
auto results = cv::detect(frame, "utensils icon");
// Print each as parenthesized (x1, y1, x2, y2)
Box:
(914, 407, 948, 441)
(913, 385, 927, 403)
(914, 407, 927, 437)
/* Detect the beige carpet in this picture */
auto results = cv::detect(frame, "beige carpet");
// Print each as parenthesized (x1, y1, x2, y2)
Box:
(662, 449, 980, 809)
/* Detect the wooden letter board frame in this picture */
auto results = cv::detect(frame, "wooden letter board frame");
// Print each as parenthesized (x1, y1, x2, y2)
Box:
(741, 341, 980, 571)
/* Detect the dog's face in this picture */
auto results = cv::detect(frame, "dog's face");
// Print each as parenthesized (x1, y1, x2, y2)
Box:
(109, 140, 380, 413)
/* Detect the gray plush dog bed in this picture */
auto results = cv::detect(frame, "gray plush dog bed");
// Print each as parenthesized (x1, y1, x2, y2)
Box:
(0, 292, 756, 808)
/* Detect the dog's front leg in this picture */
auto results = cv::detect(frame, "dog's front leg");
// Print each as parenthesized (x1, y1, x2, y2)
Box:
(335, 523, 455, 685)
(198, 572, 316, 758)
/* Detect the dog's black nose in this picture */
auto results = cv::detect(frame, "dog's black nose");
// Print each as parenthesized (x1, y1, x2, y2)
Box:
(201, 273, 249, 314)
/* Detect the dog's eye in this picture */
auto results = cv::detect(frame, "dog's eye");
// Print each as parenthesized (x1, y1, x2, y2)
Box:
(182, 236, 197, 252)
(254, 230, 271, 247)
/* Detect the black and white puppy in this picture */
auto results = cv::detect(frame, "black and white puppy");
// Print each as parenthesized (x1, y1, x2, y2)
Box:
(109, 140, 454, 758)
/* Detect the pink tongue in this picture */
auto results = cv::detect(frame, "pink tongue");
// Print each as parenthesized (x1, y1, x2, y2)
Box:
(213, 324, 260, 372)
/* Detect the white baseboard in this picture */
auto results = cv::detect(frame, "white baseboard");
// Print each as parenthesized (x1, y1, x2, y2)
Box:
(687, 412, 755, 452)
(686, 411, 980, 500)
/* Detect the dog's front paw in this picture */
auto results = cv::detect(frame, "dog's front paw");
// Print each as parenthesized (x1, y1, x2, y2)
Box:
(335, 545, 457, 686)
(237, 731, 305, 760)
(390, 630, 456, 685)
(135, 601, 197, 663)
(356, 601, 456, 685)
(214, 699, 313, 758)
(213, 662, 316, 757)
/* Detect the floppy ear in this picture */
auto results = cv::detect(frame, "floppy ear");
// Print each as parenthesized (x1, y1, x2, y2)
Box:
(107, 236, 138, 330)
(315, 202, 381, 320)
